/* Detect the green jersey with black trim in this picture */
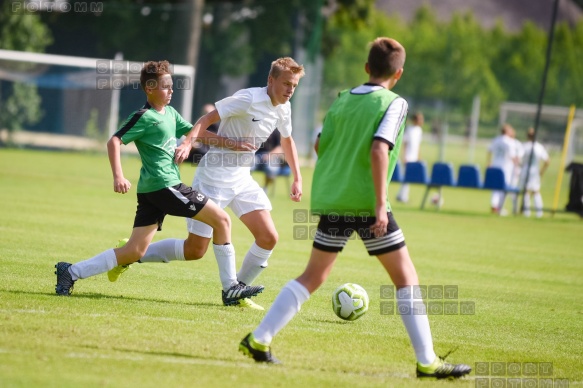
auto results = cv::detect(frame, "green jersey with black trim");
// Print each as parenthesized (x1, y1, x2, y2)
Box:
(115, 103, 192, 193)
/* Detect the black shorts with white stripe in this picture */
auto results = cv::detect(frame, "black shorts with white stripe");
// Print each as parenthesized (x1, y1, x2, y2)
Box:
(313, 211, 405, 256)
(134, 183, 209, 231)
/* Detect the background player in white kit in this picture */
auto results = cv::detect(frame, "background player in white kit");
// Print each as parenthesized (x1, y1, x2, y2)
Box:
(109, 58, 305, 309)
(519, 127, 550, 217)
(487, 124, 519, 214)
(396, 112, 423, 203)
(509, 126, 525, 214)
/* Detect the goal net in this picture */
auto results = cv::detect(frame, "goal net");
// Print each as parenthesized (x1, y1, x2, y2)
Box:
(499, 101, 583, 164)
(0, 49, 194, 144)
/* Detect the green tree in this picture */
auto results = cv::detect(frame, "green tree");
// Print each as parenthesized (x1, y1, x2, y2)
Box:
(491, 21, 547, 105)
(195, 0, 376, 106)
(546, 21, 583, 107)
(0, 1, 53, 144)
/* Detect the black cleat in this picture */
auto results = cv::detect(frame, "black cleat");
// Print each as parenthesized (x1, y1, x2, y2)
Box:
(239, 333, 280, 364)
(416, 356, 472, 379)
(222, 282, 264, 306)
(55, 262, 75, 296)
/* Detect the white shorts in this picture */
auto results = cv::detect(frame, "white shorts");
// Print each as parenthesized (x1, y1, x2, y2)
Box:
(186, 177, 272, 238)
(519, 173, 541, 192)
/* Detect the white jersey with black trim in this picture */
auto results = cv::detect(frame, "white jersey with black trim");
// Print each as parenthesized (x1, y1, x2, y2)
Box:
(196, 87, 292, 187)
(349, 84, 407, 147)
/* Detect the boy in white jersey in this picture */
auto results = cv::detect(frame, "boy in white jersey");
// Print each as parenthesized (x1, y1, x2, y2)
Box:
(55, 61, 263, 304)
(487, 124, 519, 214)
(108, 58, 304, 309)
(396, 112, 424, 203)
(519, 127, 550, 217)
(238, 38, 471, 380)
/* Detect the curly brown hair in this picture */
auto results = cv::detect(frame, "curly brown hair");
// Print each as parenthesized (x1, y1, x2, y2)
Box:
(140, 60, 171, 91)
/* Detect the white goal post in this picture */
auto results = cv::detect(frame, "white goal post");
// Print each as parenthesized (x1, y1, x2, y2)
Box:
(0, 49, 195, 137)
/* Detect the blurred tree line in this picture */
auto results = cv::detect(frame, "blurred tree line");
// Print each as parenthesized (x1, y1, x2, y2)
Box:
(1, 0, 582, 139)
(323, 4, 583, 135)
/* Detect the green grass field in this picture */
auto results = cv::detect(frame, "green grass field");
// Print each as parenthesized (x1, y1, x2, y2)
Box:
(0, 148, 582, 387)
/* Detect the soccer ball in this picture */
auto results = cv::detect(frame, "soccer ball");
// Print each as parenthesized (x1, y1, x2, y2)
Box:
(331, 283, 369, 321)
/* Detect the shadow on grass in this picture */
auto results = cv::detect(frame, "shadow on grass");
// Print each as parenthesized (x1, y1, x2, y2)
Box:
(79, 343, 254, 366)
(0, 289, 218, 308)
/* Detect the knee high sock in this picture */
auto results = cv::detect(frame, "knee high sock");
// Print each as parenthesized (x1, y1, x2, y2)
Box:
(534, 193, 544, 216)
(523, 194, 531, 215)
(140, 239, 185, 263)
(237, 242, 272, 285)
(253, 280, 310, 345)
(491, 191, 503, 209)
(397, 286, 436, 366)
(213, 243, 238, 291)
(398, 184, 410, 202)
(69, 249, 118, 280)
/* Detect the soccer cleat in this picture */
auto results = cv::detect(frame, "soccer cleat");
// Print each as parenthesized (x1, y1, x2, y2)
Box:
(107, 238, 130, 282)
(416, 356, 472, 379)
(234, 298, 265, 311)
(239, 333, 280, 364)
(55, 262, 75, 296)
(222, 282, 264, 306)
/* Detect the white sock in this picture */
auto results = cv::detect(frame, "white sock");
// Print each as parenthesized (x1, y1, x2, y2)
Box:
(523, 195, 531, 216)
(397, 184, 410, 202)
(253, 280, 310, 345)
(69, 249, 118, 280)
(213, 243, 238, 290)
(491, 191, 502, 208)
(140, 239, 185, 263)
(397, 286, 436, 365)
(511, 193, 518, 214)
(237, 242, 271, 285)
(534, 193, 544, 217)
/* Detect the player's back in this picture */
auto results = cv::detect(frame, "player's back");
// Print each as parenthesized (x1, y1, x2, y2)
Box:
(489, 135, 515, 168)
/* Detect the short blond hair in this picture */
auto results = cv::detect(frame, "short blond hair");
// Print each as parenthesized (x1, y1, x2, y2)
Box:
(268, 57, 305, 79)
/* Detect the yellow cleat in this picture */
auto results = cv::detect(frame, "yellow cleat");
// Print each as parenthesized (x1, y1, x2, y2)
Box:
(107, 238, 131, 282)
(235, 298, 265, 311)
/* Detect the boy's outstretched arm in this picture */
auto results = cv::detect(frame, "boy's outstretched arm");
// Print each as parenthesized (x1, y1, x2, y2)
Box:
(280, 135, 302, 202)
(370, 140, 390, 237)
(107, 135, 131, 194)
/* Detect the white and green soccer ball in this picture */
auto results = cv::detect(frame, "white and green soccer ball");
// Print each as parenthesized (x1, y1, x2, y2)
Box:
(331, 283, 369, 321)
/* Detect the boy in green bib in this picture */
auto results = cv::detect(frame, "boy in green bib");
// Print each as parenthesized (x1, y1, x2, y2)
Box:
(239, 38, 471, 380)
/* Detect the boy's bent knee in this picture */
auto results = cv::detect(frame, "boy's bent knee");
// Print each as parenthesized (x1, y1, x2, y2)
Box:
(183, 238, 209, 260)
(183, 247, 205, 260)
(209, 210, 231, 232)
(256, 230, 278, 250)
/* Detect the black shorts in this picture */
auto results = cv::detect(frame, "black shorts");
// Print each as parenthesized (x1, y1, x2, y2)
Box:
(134, 183, 209, 231)
(313, 211, 405, 255)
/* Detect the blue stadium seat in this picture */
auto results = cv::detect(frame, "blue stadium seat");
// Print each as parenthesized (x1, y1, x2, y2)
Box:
(457, 164, 482, 189)
(483, 167, 518, 192)
(391, 162, 402, 182)
(428, 162, 456, 187)
(421, 162, 455, 209)
(403, 161, 429, 184)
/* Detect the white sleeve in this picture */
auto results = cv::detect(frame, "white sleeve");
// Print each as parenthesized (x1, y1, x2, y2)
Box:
(374, 97, 408, 149)
(215, 89, 252, 120)
(277, 103, 293, 138)
(538, 144, 549, 161)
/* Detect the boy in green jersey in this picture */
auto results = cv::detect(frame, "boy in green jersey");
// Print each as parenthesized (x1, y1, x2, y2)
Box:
(239, 38, 471, 379)
(55, 60, 263, 304)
